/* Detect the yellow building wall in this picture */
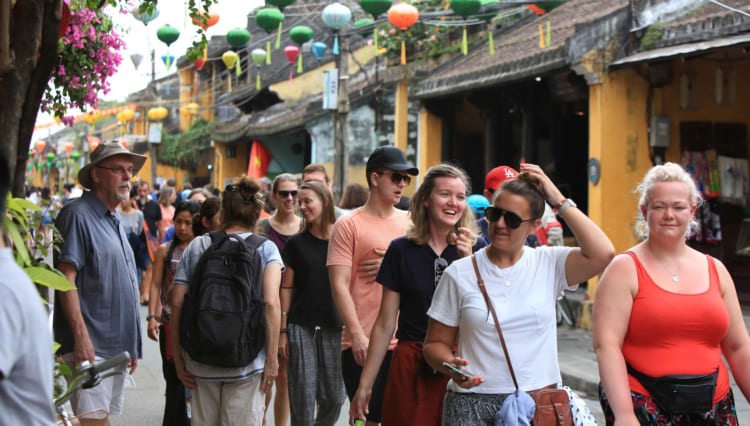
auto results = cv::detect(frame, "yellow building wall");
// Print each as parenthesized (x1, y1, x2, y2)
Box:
(418, 106, 444, 175)
(214, 142, 250, 188)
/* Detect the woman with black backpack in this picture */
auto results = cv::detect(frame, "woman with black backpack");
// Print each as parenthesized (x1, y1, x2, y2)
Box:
(146, 200, 200, 425)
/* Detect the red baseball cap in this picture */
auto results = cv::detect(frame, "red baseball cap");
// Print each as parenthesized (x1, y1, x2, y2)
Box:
(484, 165, 519, 193)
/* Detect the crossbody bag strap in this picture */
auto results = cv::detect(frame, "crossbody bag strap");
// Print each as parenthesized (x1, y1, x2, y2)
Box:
(471, 254, 520, 391)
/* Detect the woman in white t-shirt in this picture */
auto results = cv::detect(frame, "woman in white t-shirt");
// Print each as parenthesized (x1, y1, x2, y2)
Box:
(424, 163, 614, 425)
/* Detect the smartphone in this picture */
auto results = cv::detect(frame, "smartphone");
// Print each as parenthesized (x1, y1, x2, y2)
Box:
(442, 361, 476, 379)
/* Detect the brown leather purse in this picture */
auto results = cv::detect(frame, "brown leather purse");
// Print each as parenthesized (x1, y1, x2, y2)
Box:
(471, 255, 573, 426)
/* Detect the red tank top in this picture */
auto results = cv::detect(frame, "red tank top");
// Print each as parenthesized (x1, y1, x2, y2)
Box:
(622, 251, 730, 403)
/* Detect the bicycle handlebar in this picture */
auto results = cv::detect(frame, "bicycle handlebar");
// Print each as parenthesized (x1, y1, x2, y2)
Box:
(91, 351, 130, 374)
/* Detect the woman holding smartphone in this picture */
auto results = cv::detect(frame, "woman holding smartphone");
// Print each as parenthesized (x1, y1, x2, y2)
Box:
(350, 163, 481, 425)
(423, 164, 614, 425)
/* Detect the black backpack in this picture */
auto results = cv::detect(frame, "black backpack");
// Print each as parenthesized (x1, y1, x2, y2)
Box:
(180, 231, 266, 368)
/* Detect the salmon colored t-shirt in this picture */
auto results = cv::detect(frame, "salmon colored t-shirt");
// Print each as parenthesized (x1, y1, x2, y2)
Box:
(622, 251, 730, 403)
(327, 207, 411, 350)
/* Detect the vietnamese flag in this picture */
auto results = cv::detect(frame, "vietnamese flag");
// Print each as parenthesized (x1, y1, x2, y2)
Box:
(247, 140, 271, 179)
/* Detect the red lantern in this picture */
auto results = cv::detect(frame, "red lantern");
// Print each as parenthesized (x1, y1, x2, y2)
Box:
(89, 140, 99, 152)
(120, 139, 128, 148)
(387, 3, 419, 65)
(36, 140, 46, 153)
(194, 57, 206, 71)
(64, 142, 74, 154)
(284, 45, 300, 82)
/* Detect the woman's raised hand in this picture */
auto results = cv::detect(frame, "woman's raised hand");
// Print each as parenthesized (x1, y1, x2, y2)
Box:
(519, 163, 564, 206)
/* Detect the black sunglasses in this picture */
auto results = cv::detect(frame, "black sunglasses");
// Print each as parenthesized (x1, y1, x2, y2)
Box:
(434, 257, 448, 287)
(484, 206, 533, 229)
(277, 190, 298, 198)
(377, 171, 412, 185)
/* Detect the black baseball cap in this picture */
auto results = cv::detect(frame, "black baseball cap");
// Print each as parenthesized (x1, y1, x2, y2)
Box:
(366, 146, 419, 176)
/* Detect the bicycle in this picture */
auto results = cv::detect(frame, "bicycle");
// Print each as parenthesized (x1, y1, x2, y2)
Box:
(54, 351, 130, 426)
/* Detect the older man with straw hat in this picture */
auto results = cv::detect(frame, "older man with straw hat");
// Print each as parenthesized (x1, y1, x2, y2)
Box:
(53, 140, 147, 420)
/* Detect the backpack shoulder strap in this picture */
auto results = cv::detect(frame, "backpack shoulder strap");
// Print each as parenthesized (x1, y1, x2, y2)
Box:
(244, 233, 266, 250)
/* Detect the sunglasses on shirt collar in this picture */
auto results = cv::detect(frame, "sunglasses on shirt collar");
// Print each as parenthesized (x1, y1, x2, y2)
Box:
(484, 206, 534, 229)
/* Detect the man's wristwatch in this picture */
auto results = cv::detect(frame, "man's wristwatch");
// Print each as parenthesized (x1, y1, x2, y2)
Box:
(146, 314, 158, 321)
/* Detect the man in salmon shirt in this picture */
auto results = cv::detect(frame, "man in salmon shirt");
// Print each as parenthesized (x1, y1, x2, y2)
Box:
(328, 146, 418, 426)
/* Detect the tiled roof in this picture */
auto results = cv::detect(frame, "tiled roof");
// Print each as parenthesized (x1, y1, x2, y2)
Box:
(414, 0, 628, 99)
(651, 0, 750, 48)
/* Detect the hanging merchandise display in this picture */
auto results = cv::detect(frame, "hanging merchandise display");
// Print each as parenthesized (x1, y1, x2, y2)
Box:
(321, 2, 352, 55)
(359, 0, 392, 54)
(254, 8, 284, 64)
(289, 25, 313, 73)
(387, 2, 419, 65)
(251, 48, 267, 90)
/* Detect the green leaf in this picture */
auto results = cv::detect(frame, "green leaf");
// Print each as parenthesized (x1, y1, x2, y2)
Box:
(53, 341, 61, 354)
(24, 266, 76, 292)
(3, 216, 32, 266)
(8, 197, 41, 212)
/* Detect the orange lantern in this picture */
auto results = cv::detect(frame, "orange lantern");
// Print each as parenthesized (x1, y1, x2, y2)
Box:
(64, 141, 74, 154)
(89, 140, 99, 152)
(192, 12, 220, 30)
(35, 140, 47, 153)
(387, 3, 419, 65)
(182, 102, 199, 116)
(120, 139, 129, 148)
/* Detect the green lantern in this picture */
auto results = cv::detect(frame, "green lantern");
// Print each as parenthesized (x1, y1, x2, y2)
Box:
(255, 8, 284, 63)
(156, 24, 180, 46)
(264, 0, 295, 51)
(478, 0, 499, 55)
(71, 151, 81, 161)
(227, 27, 251, 48)
(359, 0, 392, 53)
(46, 152, 56, 161)
(451, 0, 482, 55)
(353, 18, 374, 38)
(289, 25, 313, 73)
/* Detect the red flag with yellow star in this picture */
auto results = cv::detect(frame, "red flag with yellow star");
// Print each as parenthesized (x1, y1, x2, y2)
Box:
(247, 140, 271, 179)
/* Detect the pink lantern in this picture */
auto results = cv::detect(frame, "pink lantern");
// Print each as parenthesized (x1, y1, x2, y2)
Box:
(284, 45, 300, 82)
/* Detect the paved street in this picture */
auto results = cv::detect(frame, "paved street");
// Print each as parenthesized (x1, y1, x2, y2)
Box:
(111, 305, 604, 425)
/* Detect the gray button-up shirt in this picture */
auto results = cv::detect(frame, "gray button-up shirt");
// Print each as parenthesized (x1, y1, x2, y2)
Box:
(53, 191, 142, 359)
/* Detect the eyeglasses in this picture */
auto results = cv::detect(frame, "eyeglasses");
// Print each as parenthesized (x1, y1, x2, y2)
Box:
(377, 171, 412, 186)
(434, 257, 448, 287)
(277, 190, 298, 198)
(484, 206, 533, 229)
(97, 165, 134, 176)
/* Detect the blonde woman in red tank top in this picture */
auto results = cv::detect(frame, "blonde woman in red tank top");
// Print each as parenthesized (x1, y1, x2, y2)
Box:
(594, 162, 750, 425)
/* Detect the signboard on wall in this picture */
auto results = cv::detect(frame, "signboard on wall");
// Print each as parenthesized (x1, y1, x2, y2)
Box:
(323, 69, 338, 110)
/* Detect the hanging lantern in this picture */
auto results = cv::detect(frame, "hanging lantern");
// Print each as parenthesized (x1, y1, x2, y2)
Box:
(117, 109, 135, 123)
(130, 52, 143, 69)
(251, 48, 267, 90)
(47, 152, 56, 161)
(134, 8, 160, 25)
(147, 107, 169, 121)
(359, 0, 392, 53)
(289, 25, 313, 73)
(89, 139, 99, 152)
(35, 140, 46, 153)
(321, 3, 352, 55)
(156, 24, 180, 46)
(182, 102, 199, 116)
(192, 12, 220, 30)
(194, 57, 206, 71)
(311, 41, 327, 61)
(120, 140, 129, 148)
(227, 28, 251, 48)
(71, 151, 81, 161)
(527, 1, 563, 15)
(284, 45, 299, 82)
(255, 8, 284, 61)
(387, 3, 419, 65)
(222, 51, 239, 92)
(64, 142, 74, 154)
(478, 0, 499, 55)
(161, 54, 175, 69)
(450, 0, 481, 55)
(83, 110, 100, 125)
(353, 18, 374, 38)
(266, 0, 296, 50)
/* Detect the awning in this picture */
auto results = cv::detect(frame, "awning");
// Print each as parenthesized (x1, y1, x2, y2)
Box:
(610, 33, 750, 68)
